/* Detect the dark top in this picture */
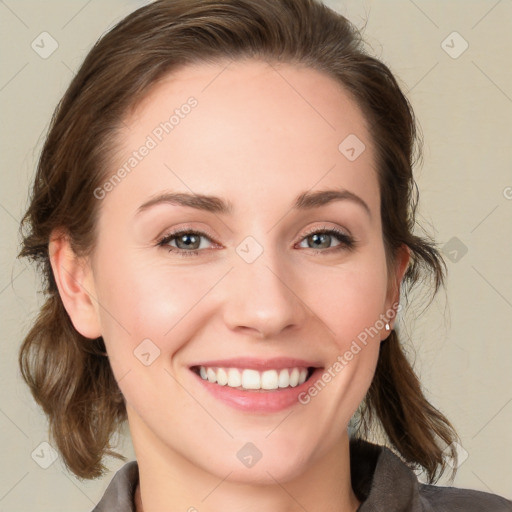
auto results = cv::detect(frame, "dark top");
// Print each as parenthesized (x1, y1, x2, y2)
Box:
(92, 439, 512, 511)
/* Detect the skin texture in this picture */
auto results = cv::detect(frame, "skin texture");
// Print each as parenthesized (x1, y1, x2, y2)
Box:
(50, 60, 409, 512)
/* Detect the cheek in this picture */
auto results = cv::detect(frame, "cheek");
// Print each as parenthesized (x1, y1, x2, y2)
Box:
(92, 250, 222, 363)
(298, 255, 389, 342)
(293, 251, 387, 405)
(91, 255, 221, 419)
(308, 265, 386, 381)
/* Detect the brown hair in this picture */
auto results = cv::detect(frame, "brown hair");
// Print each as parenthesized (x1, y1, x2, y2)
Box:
(19, 0, 459, 482)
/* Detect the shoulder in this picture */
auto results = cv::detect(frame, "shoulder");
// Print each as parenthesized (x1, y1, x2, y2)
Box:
(418, 482, 512, 512)
(350, 438, 512, 512)
(91, 461, 139, 512)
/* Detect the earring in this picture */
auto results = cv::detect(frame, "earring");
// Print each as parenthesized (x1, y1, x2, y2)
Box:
(385, 323, 391, 331)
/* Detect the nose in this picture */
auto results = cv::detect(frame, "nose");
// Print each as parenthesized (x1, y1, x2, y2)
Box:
(222, 252, 307, 339)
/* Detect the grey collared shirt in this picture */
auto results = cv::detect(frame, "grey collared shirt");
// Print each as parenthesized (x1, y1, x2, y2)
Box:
(92, 439, 512, 511)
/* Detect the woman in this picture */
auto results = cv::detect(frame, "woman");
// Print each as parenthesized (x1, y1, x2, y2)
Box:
(18, 0, 512, 511)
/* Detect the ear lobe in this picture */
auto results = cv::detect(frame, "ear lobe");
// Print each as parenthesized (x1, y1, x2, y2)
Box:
(386, 244, 410, 330)
(49, 231, 102, 339)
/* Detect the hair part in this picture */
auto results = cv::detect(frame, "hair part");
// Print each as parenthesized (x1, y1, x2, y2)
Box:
(19, 0, 458, 481)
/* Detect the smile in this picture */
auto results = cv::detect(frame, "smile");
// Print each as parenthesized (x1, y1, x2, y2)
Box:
(189, 358, 323, 412)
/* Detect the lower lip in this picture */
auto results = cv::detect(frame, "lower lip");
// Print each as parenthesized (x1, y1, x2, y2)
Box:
(191, 368, 323, 413)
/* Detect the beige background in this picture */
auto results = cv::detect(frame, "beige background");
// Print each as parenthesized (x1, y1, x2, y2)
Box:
(1, 0, 511, 510)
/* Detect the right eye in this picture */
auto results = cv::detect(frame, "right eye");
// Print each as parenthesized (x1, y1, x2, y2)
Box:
(157, 230, 217, 257)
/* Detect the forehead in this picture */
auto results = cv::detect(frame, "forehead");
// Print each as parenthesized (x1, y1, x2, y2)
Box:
(105, 59, 378, 217)
(126, 59, 371, 145)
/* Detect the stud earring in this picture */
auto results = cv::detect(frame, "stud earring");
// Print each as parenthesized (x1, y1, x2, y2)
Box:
(385, 323, 391, 331)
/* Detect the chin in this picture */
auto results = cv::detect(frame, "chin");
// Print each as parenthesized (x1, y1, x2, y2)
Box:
(197, 439, 317, 485)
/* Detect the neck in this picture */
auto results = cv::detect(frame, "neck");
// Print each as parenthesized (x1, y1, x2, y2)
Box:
(131, 417, 361, 512)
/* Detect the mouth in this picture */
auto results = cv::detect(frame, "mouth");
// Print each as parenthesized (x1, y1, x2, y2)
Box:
(188, 358, 323, 412)
(190, 365, 317, 391)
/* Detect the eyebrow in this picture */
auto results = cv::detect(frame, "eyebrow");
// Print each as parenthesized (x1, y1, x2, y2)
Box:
(136, 188, 371, 218)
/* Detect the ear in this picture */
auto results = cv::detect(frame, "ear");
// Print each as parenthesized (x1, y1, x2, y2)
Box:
(48, 230, 102, 339)
(385, 244, 410, 330)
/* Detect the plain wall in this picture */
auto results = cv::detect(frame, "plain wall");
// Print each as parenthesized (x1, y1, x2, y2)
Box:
(0, 1, 511, 510)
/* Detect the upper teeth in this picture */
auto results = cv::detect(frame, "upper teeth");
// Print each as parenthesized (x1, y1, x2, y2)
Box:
(198, 366, 309, 390)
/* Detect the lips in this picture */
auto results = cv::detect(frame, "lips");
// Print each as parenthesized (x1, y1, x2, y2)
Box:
(188, 357, 323, 412)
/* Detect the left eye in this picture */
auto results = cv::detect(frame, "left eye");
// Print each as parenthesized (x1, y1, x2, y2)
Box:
(297, 228, 354, 250)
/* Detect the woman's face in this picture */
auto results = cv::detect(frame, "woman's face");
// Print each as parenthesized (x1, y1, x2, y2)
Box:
(86, 60, 403, 483)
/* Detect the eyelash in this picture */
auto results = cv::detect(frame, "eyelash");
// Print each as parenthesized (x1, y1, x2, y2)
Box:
(157, 226, 355, 257)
